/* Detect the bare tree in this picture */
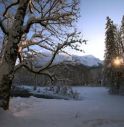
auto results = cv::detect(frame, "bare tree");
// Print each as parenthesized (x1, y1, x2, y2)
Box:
(0, 0, 85, 110)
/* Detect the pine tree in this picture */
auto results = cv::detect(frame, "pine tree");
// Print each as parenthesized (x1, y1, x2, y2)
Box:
(103, 17, 118, 86)
(120, 16, 124, 54)
(115, 27, 122, 56)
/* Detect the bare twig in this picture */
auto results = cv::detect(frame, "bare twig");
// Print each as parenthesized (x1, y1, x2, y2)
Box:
(23, 12, 73, 33)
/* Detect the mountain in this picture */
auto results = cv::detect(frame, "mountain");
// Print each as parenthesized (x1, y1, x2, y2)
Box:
(72, 55, 102, 67)
(33, 53, 103, 67)
(14, 53, 103, 86)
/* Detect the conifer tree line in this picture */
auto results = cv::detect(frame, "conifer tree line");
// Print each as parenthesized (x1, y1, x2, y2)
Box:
(103, 16, 124, 92)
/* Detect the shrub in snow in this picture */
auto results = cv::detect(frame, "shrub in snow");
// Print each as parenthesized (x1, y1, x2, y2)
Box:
(44, 85, 80, 99)
(11, 86, 31, 97)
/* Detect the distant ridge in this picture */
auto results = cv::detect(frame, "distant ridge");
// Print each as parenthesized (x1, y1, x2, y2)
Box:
(33, 53, 103, 67)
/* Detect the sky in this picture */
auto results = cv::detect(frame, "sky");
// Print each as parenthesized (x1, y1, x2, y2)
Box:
(74, 0, 124, 60)
(0, 1, 124, 60)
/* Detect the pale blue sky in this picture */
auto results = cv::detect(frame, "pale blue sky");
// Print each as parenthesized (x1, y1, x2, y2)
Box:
(75, 0, 124, 60)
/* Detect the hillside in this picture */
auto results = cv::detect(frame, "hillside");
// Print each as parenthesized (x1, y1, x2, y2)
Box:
(14, 54, 103, 86)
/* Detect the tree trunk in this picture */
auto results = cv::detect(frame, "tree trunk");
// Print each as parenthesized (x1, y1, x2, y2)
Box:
(0, 0, 29, 110)
(34, 74, 38, 91)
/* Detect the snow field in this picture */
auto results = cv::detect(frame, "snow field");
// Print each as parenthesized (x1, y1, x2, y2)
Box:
(0, 87, 124, 127)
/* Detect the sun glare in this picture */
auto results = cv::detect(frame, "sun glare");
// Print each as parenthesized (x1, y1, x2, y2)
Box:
(113, 57, 123, 66)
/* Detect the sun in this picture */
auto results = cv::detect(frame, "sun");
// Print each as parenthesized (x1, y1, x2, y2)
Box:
(113, 57, 123, 67)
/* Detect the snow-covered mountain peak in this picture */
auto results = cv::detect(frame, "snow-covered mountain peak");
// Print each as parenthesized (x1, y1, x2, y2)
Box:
(34, 53, 102, 67)
(72, 55, 102, 67)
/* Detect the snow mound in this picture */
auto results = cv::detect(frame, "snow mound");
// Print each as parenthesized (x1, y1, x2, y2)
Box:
(11, 85, 80, 100)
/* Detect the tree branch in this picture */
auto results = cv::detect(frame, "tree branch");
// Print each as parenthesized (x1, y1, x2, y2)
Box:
(14, 62, 54, 82)
(3, 0, 20, 16)
(37, 33, 74, 72)
(23, 12, 73, 33)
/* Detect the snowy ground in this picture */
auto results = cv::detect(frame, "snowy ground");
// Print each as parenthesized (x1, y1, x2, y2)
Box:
(1, 87, 124, 127)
